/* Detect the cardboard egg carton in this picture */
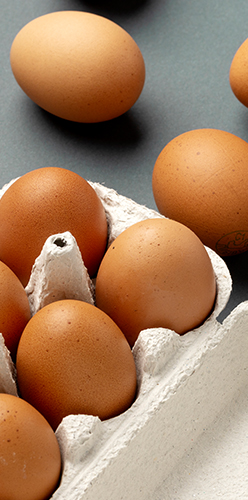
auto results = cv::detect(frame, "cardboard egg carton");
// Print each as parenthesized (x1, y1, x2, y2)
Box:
(1, 179, 247, 499)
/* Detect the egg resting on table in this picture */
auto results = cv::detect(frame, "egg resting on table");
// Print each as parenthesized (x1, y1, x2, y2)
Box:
(229, 38, 248, 108)
(0, 167, 108, 287)
(95, 217, 216, 347)
(152, 128, 248, 256)
(10, 10, 146, 123)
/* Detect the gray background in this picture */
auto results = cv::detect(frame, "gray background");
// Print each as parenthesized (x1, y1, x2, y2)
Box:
(1, 0, 248, 320)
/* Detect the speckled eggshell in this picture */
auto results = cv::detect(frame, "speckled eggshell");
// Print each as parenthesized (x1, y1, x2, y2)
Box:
(0, 261, 30, 360)
(0, 167, 108, 287)
(0, 393, 61, 500)
(95, 217, 216, 347)
(152, 128, 248, 256)
(16, 300, 137, 430)
(230, 38, 248, 107)
(10, 11, 146, 123)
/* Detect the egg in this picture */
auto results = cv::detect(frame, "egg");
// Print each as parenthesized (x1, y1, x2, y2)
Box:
(0, 261, 30, 359)
(16, 299, 137, 430)
(95, 218, 216, 347)
(152, 128, 248, 256)
(0, 167, 108, 287)
(0, 393, 61, 500)
(229, 38, 248, 107)
(10, 10, 145, 123)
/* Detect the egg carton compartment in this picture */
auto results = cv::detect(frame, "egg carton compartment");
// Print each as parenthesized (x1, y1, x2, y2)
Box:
(0, 179, 243, 500)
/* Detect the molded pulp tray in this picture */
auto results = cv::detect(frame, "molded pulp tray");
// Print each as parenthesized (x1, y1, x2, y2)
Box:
(1, 180, 247, 499)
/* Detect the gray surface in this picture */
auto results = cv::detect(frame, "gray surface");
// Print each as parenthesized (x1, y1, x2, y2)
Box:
(1, 0, 248, 320)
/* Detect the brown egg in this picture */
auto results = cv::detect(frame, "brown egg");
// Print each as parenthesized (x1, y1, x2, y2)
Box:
(95, 218, 216, 347)
(10, 11, 145, 123)
(0, 167, 108, 286)
(16, 300, 137, 430)
(152, 128, 248, 256)
(0, 393, 61, 500)
(230, 38, 248, 107)
(0, 261, 30, 359)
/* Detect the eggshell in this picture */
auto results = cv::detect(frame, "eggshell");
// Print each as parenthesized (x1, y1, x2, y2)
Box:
(229, 38, 248, 107)
(16, 300, 137, 430)
(0, 393, 61, 500)
(0, 261, 30, 359)
(10, 11, 145, 123)
(152, 128, 248, 256)
(95, 217, 216, 347)
(0, 167, 108, 286)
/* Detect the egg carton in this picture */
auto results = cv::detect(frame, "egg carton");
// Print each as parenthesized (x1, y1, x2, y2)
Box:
(1, 179, 247, 499)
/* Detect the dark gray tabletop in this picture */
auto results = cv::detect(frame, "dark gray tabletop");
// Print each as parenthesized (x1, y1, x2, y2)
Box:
(1, 0, 248, 321)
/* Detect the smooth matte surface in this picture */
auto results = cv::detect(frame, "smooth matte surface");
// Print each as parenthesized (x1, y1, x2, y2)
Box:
(1, 0, 248, 319)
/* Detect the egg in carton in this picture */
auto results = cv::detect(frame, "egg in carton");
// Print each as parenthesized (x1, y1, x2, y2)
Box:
(0, 179, 242, 500)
